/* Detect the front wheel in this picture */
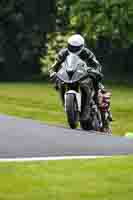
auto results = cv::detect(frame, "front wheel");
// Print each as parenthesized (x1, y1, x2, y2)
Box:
(65, 94, 78, 129)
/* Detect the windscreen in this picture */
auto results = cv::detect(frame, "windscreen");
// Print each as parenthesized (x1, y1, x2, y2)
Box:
(65, 53, 85, 71)
(57, 53, 89, 83)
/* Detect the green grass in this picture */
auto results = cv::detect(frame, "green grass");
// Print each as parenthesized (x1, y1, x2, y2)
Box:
(110, 84, 133, 135)
(0, 83, 66, 125)
(0, 156, 133, 200)
(0, 83, 133, 200)
(0, 82, 132, 135)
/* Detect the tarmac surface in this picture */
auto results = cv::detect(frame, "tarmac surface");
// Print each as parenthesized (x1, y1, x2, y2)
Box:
(0, 114, 133, 159)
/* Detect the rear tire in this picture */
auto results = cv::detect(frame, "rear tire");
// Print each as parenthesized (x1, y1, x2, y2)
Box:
(66, 94, 78, 129)
(80, 120, 92, 130)
(80, 107, 101, 131)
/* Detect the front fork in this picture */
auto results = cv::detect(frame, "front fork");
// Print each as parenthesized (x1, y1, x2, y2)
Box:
(64, 84, 81, 112)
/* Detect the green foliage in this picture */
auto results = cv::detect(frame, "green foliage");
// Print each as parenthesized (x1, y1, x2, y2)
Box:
(0, 0, 55, 80)
(66, 0, 133, 46)
(42, 0, 133, 74)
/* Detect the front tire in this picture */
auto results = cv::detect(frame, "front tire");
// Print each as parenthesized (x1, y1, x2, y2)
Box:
(66, 94, 78, 129)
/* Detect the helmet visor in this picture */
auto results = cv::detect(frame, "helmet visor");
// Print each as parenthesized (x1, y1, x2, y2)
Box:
(68, 44, 83, 53)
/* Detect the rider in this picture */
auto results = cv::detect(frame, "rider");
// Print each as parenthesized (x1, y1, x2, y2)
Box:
(49, 34, 112, 122)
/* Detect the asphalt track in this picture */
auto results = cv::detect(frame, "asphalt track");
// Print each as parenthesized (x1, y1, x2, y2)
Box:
(0, 114, 133, 159)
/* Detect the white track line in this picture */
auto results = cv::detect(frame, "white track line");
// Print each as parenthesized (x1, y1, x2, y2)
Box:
(0, 155, 112, 162)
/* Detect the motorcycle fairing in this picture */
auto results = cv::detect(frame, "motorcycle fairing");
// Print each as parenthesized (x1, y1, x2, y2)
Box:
(56, 53, 89, 83)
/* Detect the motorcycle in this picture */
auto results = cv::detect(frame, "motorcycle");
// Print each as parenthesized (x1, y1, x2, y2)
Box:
(53, 53, 112, 134)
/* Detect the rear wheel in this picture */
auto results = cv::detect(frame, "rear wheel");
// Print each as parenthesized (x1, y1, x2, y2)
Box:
(66, 94, 78, 129)
(80, 120, 92, 130)
(80, 106, 101, 131)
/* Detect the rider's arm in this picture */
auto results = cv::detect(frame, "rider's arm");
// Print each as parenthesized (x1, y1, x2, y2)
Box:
(50, 48, 68, 73)
(85, 48, 102, 73)
(89, 53, 102, 72)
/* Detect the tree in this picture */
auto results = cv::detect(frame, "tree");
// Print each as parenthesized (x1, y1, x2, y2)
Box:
(69, 0, 133, 47)
(40, 0, 133, 78)
(0, 0, 56, 80)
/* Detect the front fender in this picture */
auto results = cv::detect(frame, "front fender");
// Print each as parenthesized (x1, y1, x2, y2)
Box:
(64, 90, 81, 112)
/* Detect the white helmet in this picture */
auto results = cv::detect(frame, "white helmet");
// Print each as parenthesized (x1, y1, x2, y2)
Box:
(68, 34, 85, 55)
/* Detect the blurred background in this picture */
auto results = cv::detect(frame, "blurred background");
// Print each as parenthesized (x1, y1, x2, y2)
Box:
(0, 0, 133, 83)
(0, 0, 55, 81)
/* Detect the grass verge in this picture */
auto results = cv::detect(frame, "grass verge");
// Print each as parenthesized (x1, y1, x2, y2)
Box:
(0, 156, 133, 200)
